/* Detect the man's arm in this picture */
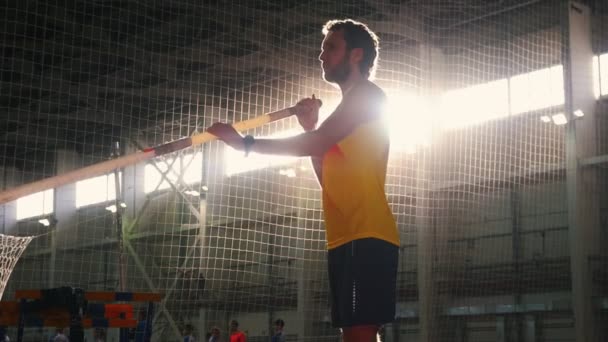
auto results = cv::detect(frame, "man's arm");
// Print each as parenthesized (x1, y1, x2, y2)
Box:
(249, 85, 382, 156)
(207, 83, 385, 158)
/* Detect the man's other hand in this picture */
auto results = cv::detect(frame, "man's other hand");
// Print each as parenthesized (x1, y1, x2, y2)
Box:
(295, 94, 320, 131)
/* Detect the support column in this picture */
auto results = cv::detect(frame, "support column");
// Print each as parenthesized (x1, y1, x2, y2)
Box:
(417, 44, 445, 342)
(510, 191, 524, 342)
(295, 164, 321, 340)
(122, 140, 147, 289)
(122, 141, 184, 341)
(53, 149, 80, 287)
(497, 316, 506, 342)
(563, 1, 600, 341)
(523, 314, 537, 342)
(196, 144, 210, 339)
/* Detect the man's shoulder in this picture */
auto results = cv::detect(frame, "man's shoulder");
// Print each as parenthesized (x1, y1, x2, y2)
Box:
(338, 81, 386, 126)
(349, 80, 385, 100)
(343, 81, 386, 115)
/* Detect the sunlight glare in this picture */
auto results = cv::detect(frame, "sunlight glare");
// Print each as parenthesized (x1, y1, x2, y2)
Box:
(386, 91, 432, 154)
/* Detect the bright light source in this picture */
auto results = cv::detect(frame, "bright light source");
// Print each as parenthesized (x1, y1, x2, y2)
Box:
(574, 109, 584, 117)
(386, 91, 432, 152)
(105, 203, 126, 212)
(540, 115, 551, 123)
(201, 185, 209, 192)
(551, 113, 568, 125)
(184, 190, 200, 197)
(38, 218, 51, 226)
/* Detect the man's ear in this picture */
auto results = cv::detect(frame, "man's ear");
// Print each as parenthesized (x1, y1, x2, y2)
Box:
(349, 47, 364, 65)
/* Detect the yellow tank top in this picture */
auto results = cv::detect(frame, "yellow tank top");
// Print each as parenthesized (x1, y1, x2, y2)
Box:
(322, 119, 399, 250)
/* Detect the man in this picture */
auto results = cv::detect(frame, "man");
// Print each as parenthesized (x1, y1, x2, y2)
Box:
(208, 19, 399, 342)
(229, 320, 246, 342)
(271, 319, 285, 342)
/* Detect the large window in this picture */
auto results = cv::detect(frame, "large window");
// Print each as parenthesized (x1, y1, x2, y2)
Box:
(75, 173, 120, 208)
(441, 79, 510, 129)
(16, 189, 54, 220)
(594, 53, 608, 98)
(145, 152, 203, 193)
(510, 65, 564, 114)
(439, 64, 566, 130)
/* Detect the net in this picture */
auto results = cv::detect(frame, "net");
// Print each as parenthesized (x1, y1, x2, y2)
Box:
(1, 0, 607, 341)
(0, 234, 34, 300)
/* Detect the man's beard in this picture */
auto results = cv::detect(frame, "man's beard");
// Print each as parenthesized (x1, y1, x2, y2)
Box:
(323, 54, 351, 84)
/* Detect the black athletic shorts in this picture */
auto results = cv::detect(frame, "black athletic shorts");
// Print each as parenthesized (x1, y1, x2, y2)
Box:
(327, 237, 399, 328)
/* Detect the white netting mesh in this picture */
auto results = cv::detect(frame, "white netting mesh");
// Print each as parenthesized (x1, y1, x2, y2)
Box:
(0, 234, 34, 300)
(1, 0, 608, 341)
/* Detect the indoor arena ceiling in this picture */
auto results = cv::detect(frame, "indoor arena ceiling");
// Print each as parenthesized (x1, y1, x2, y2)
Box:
(0, 0, 603, 168)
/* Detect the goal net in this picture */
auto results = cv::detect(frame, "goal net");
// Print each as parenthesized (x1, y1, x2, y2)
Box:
(0, 234, 34, 300)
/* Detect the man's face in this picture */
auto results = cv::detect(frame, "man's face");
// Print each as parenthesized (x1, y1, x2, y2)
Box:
(319, 30, 351, 84)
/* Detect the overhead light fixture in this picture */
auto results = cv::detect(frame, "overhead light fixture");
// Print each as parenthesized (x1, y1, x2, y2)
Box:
(540, 115, 551, 123)
(551, 113, 568, 125)
(184, 190, 200, 197)
(105, 202, 126, 213)
(279, 168, 296, 178)
(201, 185, 209, 192)
(38, 216, 57, 227)
(574, 109, 584, 117)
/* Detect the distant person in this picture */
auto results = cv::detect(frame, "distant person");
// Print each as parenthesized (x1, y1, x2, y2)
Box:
(53, 328, 69, 342)
(271, 319, 285, 342)
(208, 327, 221, 342)
(94, 328, 106, 342)
(134, 310, 151, 342)
(0, 326, 9, 341)
(229, 320, 246, 342)
(183, 324, 196, 342)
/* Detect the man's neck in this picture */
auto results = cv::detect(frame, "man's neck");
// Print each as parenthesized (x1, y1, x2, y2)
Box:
(339, 72, 366, 97)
